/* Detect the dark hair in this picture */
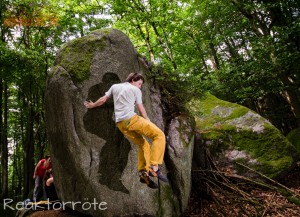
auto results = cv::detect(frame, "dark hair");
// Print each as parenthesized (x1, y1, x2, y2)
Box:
(45, 155, 50, 160)
(126, 73, 145, 83)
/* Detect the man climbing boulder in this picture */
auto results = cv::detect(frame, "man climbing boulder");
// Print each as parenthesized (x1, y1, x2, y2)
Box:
(84, 72, 168, 189)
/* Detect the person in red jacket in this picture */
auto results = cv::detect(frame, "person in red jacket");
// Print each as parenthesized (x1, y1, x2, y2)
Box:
(33, 155, 52, 201)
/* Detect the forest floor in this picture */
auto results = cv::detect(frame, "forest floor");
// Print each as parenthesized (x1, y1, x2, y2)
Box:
(184, 162, 300, 217)
(11, 163, 300, 217)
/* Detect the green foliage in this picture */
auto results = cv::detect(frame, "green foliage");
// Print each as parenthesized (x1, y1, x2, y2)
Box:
(150, 66, 204, 118)
(107, 0, 300, 133)
(1, 0, 112, 199)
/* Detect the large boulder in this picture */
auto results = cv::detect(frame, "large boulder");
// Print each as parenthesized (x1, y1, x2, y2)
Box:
(45, 29, 194, 216)
(190, 93, 299, 180)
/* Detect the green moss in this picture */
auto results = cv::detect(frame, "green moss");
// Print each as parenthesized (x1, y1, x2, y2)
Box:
(49, 65, 60, 76)
(99, 28, 112, 34)
(177, 115, 195, 148)
(205, 125, 296, 178)
(90, 28, 112, 35)
(201, 130, 225, 141)
(287, 127, 300, 154)
(190, 92, 299, 178)
(234, 158, 252, 174)
(277, 188, 292, 197)
(190, 93, 247, 116)
(255, 157, 293, 178)
(156, 185, 177, 217)
(179, 133, 192, 148)
(190, 93, 248, 131)
(58, 33, 106, 83)
(49, 65, 70, 79)
(287, 196, 300, 205)
(230, 127, 295, 178)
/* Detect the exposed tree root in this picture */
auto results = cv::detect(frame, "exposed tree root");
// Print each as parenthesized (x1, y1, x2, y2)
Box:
(184, 150, 300, 216)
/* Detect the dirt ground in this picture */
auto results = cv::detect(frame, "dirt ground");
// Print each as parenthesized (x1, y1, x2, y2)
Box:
(24, 163, 300, 217)
(183, 162, 300, 217)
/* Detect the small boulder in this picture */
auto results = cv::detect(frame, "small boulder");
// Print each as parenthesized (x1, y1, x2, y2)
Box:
(190, 93, 299, 180)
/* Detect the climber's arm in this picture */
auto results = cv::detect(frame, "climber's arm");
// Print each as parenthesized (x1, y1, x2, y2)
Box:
(137, 103, 150, 121)
(84, 95, 109, 109)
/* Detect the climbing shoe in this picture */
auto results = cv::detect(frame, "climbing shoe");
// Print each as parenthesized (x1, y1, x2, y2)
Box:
(149, 168, 169, 183)
(139, 171, 158, 189)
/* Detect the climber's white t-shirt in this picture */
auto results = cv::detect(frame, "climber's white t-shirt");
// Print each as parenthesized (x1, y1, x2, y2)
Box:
(105, 82, 143, 123)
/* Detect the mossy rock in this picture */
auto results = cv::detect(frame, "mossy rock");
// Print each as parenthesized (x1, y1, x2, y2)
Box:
(52, 30, 108, 83)
(287, 127, 300, 154)
(189, 93, 299, 180)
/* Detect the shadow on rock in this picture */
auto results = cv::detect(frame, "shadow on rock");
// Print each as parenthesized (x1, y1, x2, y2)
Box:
(83, 73, 131, 194)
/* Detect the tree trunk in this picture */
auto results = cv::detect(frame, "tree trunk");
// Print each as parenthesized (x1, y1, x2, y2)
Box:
(186, 31, 209, 73)
(35, 110, 46, 160)
(1, 80, 8, 199)
(136, 22, 156, 64)
(0, 0, 5, 197)
(252, 92, 298, 135)
(281, 88, 300, 126)
(0, 77, 3, 197)
(150, 21, 177, 70)
(12, 140, 16, 198)
(209, 42, 220, 70)
(15, 138, 23, 200)
(23, 101, 35, 199)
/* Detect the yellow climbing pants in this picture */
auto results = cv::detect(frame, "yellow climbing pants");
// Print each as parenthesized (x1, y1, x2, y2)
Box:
(117, 115, 166, 172)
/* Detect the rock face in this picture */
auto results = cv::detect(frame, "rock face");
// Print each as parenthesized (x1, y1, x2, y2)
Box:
(166, 115, 195, 213)
(45, 29, 194, 217)
(190, 93, 299, 180)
